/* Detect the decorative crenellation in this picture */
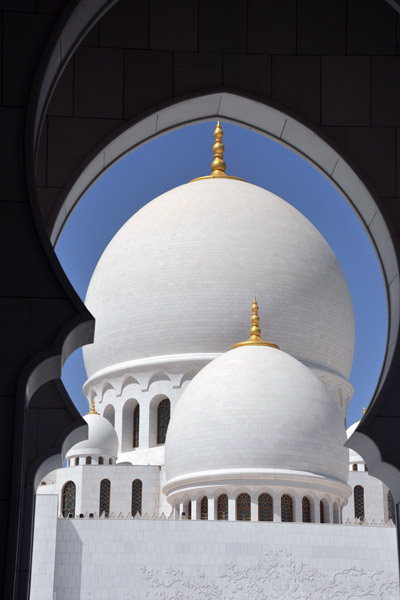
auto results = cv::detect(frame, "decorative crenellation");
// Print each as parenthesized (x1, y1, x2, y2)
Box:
(57, 511, 396, 526)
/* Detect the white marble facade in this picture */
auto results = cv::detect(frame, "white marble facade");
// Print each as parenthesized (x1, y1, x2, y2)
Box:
(31, 494, 398, 600)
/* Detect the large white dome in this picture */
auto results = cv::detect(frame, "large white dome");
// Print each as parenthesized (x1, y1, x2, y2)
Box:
(164, 345, 349, 492)
(83, 178, 354, 382)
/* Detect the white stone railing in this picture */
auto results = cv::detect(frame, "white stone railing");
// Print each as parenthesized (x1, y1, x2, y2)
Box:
(58, 512, 396, 526)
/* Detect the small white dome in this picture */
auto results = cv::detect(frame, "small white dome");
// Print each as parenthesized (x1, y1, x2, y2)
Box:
(66, 412, 118, 459)
(164, 345, 349, 494)
(346, 420, 364, 464)
(83, 178, 354, 384)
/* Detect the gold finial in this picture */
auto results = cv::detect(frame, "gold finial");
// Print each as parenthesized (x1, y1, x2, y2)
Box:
(363, 406, 366, 416)
(232, 297, 280, 350)
(190, 121, 245, 182)
(211, 121, 226, 176)
(88, 398, 99, 415)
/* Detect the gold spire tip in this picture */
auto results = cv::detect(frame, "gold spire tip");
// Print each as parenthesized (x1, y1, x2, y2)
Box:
(363, 406, 366, 416)
(190, 121, 245, 182)
(88, 398, 99, 415)
(232, 297, 280, 350)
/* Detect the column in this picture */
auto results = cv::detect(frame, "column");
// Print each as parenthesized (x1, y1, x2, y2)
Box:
(114, 404, 124, 453)
(251, 497, 258, 522)
(208, 498, 215, 520)
(228, 497, 236, 521)
(294, 495, 303, 523)
(273, 493, 281, 522)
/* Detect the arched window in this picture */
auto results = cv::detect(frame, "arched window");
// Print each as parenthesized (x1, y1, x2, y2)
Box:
(131, 479, 142, 516)
(217, 494, 228, 520)
(281, 494, 293, 522)
(258, 493, 273, 521)
(133, 404, 140, 448)
(98, 456, 104, 465)
(354, 485, 365, 519)
(74, 457, 79, 466)
(157, 398, 170, 444)
(388, 491, 396, 524)
(188, 501, 191, 520)
(352, 464, 358, 471)
(62, 481, 76, 518)
(302, 497, 311, 523)
(109, 458, 113, 465)
(364, 464, 368, 472)
(99, 479, 111, 515)
(200, 496, 208, 520)
(86, 456, 92, 465)
(319, 500, 325, 523)
(236, 493, 251, 521)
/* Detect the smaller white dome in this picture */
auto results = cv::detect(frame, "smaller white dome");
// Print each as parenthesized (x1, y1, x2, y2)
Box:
(67, 412, 119, 459)
(164, 344, 349, 499)
(346, 420, 364, 464)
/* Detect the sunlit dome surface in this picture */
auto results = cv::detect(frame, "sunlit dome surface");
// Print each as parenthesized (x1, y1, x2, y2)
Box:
(83, 177, 355, 381)
(164, 344, 349, 487)
(66, 411, 118, 459)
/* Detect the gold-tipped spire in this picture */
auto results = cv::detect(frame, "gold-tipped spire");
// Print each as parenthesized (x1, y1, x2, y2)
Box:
(232, 297, 280, 350)
(88, 398, 99, 415)
(211, 121, 226, 176)
(363, 406, 366, 416)
(191, 121, 245, 182)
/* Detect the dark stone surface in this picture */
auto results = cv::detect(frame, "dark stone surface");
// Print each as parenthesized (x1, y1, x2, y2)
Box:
(346, 127, 396, 197)
(2, 12, 56, 107)
(223, 53, 271, 97)
(321, 56, 370, 126)
(0, 108, 25, 199)
(297, 0, 346, 55)
(124, 50, 173, 118)
(174, 52, 222, 96)
(347, 0, 396, 55)
(37, 0, 68, 14)
(150, 0, 198, 51)
(272, 56, 320, 125)
(199, 0, 247, 52)
(47, 62, 74, 117)
(47, 116, 123, 187)
(99, 0, 149, 49)
(248, 0, 296, 54)
(372, 57, 400, 126)
(74, 47, 124, 119)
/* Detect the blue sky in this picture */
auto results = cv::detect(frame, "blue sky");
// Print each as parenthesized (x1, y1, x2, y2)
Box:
(56, 121, 388, 427)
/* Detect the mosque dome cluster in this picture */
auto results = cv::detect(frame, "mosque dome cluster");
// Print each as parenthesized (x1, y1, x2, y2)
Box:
(75, 122, 356, 511)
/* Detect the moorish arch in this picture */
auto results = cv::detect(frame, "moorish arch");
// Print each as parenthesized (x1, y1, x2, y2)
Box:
(2, 0, 400, 598)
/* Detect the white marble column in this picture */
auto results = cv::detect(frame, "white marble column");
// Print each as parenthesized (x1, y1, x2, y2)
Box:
(228, 497, 236, 521)
(273, 493, 281, 522)
(208, 498, 215, 520)
(294, 496, 303, 523)
(251, 498, 258, 522)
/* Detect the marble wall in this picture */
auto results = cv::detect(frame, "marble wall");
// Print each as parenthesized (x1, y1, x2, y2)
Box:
(30, 494, 398, 600)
